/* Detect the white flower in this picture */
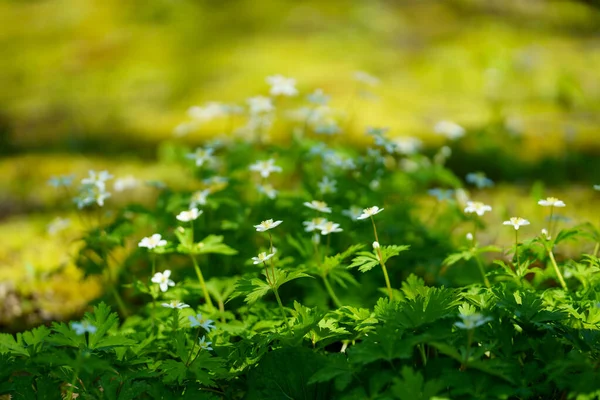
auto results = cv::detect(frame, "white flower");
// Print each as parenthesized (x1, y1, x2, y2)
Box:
(186, 148, 215, 168)
(113, 175, 139, 192)
(503, 217, 530, 230)
(537, 197, 566, 207)
(317, 176, 337, 194)
(71, 321, 97, 336)
(466, 233, 474, 241)
(48, 174, 74, 188)
(247, 96, 274, 114)
(372, 241, 380, 249)
(303, 218, 328, 232)
(47, 217, 70, 235)
(176, 208, 202, 222)
(138, 234, 167, 249)
(187, 102, 226, 122)
(151, 270, 175, 292)
(354, 71, 379, 86)
(464, 201, 492, 216)
(594, 185, 600, 191)
(454, 313, 491, 330)
(252, 251, 276, 264)
(357, 206, 384, 220)
(198, 336, 213, 351)
(188, 314, 216, 332)
(434, 120, 465, 140)
(541, 228, 551, 240)
(303, 200, 332, 213)
(320, 221, 343, 235)
(307, 89, 330, 105)
(392, 136, 422, 155)
(190, 189, 211, 207)
(161, 300, 190, 309)
(173, 121, 197, 137)
(81, 170, 113, 190)
(311, 233, 321, 244)
(249, 159, 282, 178)
(257, 183, 278, 200)
(254, 219, 283, 232)
(266, 75, 298, 97)
(342, 206, 363, 221)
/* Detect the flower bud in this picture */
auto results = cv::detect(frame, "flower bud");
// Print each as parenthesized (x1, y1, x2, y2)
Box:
(466, 233, 474, 241)
(372, 241, 380, 249)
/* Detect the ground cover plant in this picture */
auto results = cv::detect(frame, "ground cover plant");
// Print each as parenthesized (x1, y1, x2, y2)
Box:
(2, 75, 600, 400)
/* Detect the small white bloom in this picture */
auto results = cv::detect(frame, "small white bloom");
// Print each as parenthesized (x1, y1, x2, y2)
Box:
(303, 217, 328, 232)
(466, 233, 474, 241)
(186, 147, 215, 168)
(254, 219, 283, 232)
(71, 321, 97, 336)
(173, 121, 197, 137)
(266, 75, 298, 97)
(464, 201, 492, 216)
(372, 241, 380, 249)
(48, 174, 75, 188)
(189, 314, 216, 332)
(151, 270, 175, 292)
(454, 313, 491, 330)
(247, 96, 274, 114)
(541, 228, 551, 240)
(594, 185, 600, 191)
(342, 206, 363, 221)
(252, 251, 276, 264)
(311, 233, 321, 244)
(317, 176, 337, 194)
(537, 197, 566, 207)
(198, 335, 213, 351)
(357, 206, 384, 220)
(307, 88, 330, 105)
(47, 217, 70, 235)
(138, 233, 167, 249)
(161, 300, 190, 309)
(249, 159, 282, 178)
(320, 221, 343, 235)
(354, 71, 379, 86)
(303, 200, 332, 213)
(190, 189, 211, 207)
(176, 208, 202, 222)
(113, 175, 139, 192)
(187, 102, 226, 121)
(392, 136, 422, 155)
(257, 183, 278, 199)
(81, 170, 113, 190)
(503, 217, 530, 230)
(434, 120, 466, 140)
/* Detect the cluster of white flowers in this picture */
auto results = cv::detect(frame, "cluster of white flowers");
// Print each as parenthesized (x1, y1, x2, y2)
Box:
(186, 147, 216, 168)
(304, 200, 332, 213)
(302, 218, 343, 235)
(177, 208, 202, 222)
(249, 159, 282, 179)
(266, 75, 298, 97)
(74, 170, 113, 209)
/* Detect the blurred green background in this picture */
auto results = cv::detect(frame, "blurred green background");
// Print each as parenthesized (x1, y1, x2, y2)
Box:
(1, 0, 599, 328)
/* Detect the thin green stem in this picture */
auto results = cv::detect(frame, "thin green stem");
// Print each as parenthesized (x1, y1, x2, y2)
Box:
(191, 255, 214, 308)
(322, 275, 343, 308)
(549, 205, 555, 239)
(110, 286, 128, 317)
(66, 352, 81, 399)
(548, 248, 568, 291)
(474, 256, 491, 288)
(515, 229, 520, 270)
(185, 328, 202, 367)
(273, 287, 291, 332)
(370, 216, 393, 300)
(593, 242, 599, 258)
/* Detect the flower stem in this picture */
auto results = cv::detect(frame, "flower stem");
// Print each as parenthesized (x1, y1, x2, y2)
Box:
(370, 216, 394, 300)
(515, 229, 520, 270)
(548, 248, 568, 291)
(273, 287, 291, 332)
(474, 256, 491, 288)
(185, 328, 202, 367)
(110, 286, 129, 317)
(418, 343, 427, 366)
(322, 275, 343, 308)
(191, 255, 214, 308)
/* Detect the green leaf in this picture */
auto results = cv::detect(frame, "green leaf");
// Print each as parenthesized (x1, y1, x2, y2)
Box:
(390, 367, 444, 400)
(194, 235, 238, 255)
(308, 353, 354, 391)
(0, 333, 28, 357)
(231, 277, 272, 304)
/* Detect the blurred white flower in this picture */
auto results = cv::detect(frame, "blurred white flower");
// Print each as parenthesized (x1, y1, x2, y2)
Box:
(303, 200, 332, 213)
(186, 148, 215, 168)
(249, 159, 282, 178)
(257, 183, 278, 199)
(190, 189, 211, 207)
(392, 136, 422, 155)
(189, 314, 216, 332)
(173, 122, 198, 137)
(454, 312, 491, 330)
(594, 185, 600, 191)
(198, 335, 213, 351)
(81, 170, 113, 191)
(161, 300, 190, 309)
(434, 120, 465, 140)
(114, 175, 139, 192)
(252, 251, 276, 264)
(152, 270, 175, 292)
(317, 176, 337, 194)
(307, 88, 330, 105)
(354, 71, 379, 86)
(320, 221, 343, 235)
(303, 218, 328, 232)
(247, 96, 274, 114)
(503, 217, 530, 230)
(541, 228, 551, 240)
(188, 102, 226, 122)
(466, 172, 494, 189)
(176, 208, 202, 222)
(71, 321, 97, 336)
(466, 233, 474, 241)
(538, 197, 565, 207)
(342, 206, 363, 221)
(357, 206, 384, 220)
(464, 201, 492, 216)
(47, 217, 70, 235)
(139, 234, 167, 249)
(254, 219, 283, 232)
(48, 174, 75, 188)
(266, 75, 298, 96)
(372, 241, 380, 249)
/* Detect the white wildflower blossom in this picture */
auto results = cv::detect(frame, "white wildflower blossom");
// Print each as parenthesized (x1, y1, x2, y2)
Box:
(254, 219, 283, 232)
(503, 217, 530, 230)
(71, 321, 97, 336)
(464, 201, 492, 216)
(47, 217, 70, 235)
(151, 270, 175, 292)
(189, 314, 216, 332)
(247, 96, 274, 114)
(176, 208, 202, 222)
(257, 183, 278, 199)
(537, 197, 566, 207)
(317, 176, 337, 194)
(594, 185, 600, 191)
(252, 251, 276, 264)
(354, 71, 379, 86)
(161, 300, 190, 309)
(303, 218, 328, 232)
(372, 241, 380, 249)
(466, 233, 474, 241)
(320, 221, 343, 235)
(173, 121, 197, 137)
(187, 102, 226, 122)
(303, 200, 332, 213)
(357, 206, 384, 220)
(266, 75, 298, 96)
(455, 312, 491, 330)
(198, 336, 213, 351)
(249, 159, 282, 178)
(434, 120, 465, 140)
(190, 189, 211, 207)
(392, 136, 422, 155)
(113, 175, 139, 192)
(81, 170, 113, 191)
(307, 88, 330, 105)
(138, 234, 167, 249)
(342, 206, 363, 221)
(186, 147, 215, 168)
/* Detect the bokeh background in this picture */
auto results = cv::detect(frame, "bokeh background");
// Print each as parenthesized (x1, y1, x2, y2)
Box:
(1, 0, 599, 329)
